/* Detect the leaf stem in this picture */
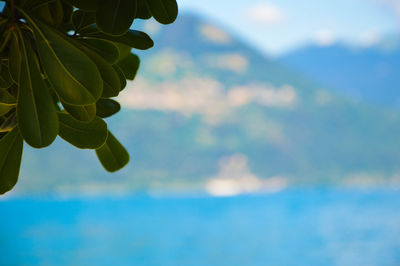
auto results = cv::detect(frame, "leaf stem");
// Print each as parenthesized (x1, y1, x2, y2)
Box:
(10, 0, 16, 21)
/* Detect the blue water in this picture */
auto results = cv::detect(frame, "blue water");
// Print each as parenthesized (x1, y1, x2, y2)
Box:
(1, 189, 400, 266)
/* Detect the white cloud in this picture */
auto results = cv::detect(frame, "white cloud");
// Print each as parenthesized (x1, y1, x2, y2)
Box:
(143, 20, 161, 35)
(313, 30, 336, 46)
(360, 29, 381, 47)
(245, 3, 285, 25)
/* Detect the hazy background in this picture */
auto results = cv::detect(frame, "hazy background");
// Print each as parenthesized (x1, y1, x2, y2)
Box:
(5, 0, 400, 196)
(180, 0, 399, 55)
(1, 1, 400, 265)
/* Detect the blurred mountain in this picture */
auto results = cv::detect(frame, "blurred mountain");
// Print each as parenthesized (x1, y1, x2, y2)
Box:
(14, 14, 400, 195)
(281, 41, 400, 108)
(136, 13, 318, 91)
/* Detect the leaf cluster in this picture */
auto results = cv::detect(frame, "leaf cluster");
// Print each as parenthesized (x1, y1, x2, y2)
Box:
(0, 0, 178, 194)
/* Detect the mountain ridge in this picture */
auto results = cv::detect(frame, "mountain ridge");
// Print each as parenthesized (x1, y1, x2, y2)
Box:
(10, 13, 400, 195)
(281, 41, 400, 108)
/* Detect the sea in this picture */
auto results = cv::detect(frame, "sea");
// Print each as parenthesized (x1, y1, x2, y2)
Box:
(1, 188, 400, 266)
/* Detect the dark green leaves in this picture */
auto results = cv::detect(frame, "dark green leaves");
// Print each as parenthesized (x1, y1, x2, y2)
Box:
(32, 0, 64, 27)
(9, 33, 21, 84)
(21, 0, 60, 11)
(58, 112, 107, 149)
(0, 0, 179, 194)
(0, 112, 17, 132)
(28, 16, 103, 105)
(146, 0, 178, 24)
(72, 10, 95, 32)
(136, 0, 152, 19)
(62, 101, 96, 122)
(78, 44, 121, 98)
(85, 30, 154, 50)
(0, 62, 13, 89)
(113, 64, 127, 90)
(64, 0, 99, 11)
(96, 131, 129, 172)
(0, 89, 16, 105)
(0, 88, 16, 117)
(96, 0, 137, 36)
(96, 99, 121, 118)
(132, 0, 179, 24)
(118, 54, 140, 80)
(76, 0, 99, 11)
(0, 127, 23, 195)
(16, 29, 59, 148)
(78, 38, 119, 64)
(0, 105, 13, 117)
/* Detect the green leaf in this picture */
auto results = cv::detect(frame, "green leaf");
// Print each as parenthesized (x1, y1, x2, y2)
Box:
(0, 89, 16, 105)
(76, 0, 98, 11)
(74, 24, 99, 35)
(62, 100, 96, 122)
(78, 37, 119, 64)
(145, 0, 178, 24)
(77, 43, 121, 97)
(0, 62, 13, 89)
(113, 64, 127, 91)
(0, 105, 12, 117)
(61, 1, 74, 25)
(0, 127, 23, 195)
(0, 89, 16, 117)
(63, 0, 98, 11)
(86, 29, 153, 50)
(72, 10, 95, 31)
(96, 0, 137, 36)
(136, 0, 151, 19)
(48, 87, 62, 111)
(117, 53, 140, 80)
(58, 112, 107, 149)
(7, 84, 18, 98)
(32, 0, 64, 27)
(0, 112, 17, 133)
(22, 0, 58, 10)
(96, 98, 120, 118)
(22, 12, 103, 105)
(96, 131, 129, 172)
(62, 0, 73, 6)
(114, 43, 132, 60)
(16, 31, 59, 148)
(9, 32, 21, 84)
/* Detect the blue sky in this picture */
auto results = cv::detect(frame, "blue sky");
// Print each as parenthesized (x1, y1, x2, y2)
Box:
(179, 0, 400, 56)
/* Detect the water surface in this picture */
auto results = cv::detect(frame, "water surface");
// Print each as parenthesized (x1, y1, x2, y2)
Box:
(1, 188, 400, 265)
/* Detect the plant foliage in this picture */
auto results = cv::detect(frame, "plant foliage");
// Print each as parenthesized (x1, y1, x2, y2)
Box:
(0, 0, 178, 195)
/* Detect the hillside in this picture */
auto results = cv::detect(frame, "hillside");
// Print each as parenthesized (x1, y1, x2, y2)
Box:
(12, 14, 400, 195)
(281, 42, 400, 108)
